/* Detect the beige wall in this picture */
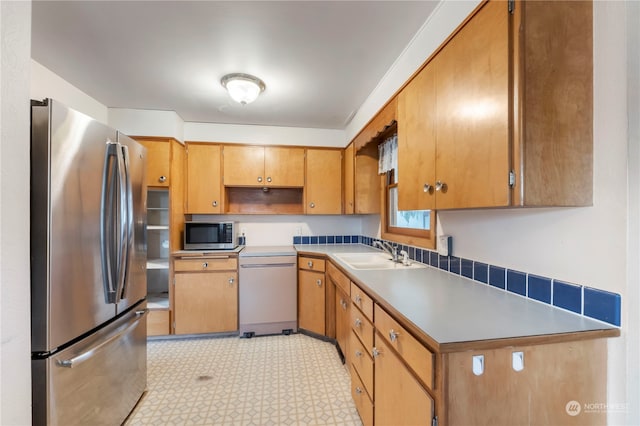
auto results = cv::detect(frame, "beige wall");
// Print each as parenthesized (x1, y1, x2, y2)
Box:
(1, 1, 33, 424)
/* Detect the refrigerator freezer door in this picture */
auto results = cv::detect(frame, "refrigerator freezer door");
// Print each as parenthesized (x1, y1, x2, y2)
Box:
(116, 132, 147, 314)
(32, 302, 148, 425)
(31, 100, 118, 353)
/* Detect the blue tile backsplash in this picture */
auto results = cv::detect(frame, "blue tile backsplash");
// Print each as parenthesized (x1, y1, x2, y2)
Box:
(293, 234, 622, 326)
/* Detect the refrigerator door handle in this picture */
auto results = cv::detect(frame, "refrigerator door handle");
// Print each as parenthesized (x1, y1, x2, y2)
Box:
(56, 309, 149, 368)
(117, 144, 133, 301)
(100, 141, 120, 303)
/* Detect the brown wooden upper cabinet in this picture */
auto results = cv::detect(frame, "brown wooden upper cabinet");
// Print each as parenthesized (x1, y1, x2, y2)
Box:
(222, 145, 305, 187)
(185, 142, 222, 214)
(136, 138, 171, 188)
(306, 148, 343, 214)
(397, 0, 593, 210)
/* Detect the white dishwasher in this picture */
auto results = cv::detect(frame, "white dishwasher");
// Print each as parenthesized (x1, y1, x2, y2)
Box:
(239, 246, 297, 337)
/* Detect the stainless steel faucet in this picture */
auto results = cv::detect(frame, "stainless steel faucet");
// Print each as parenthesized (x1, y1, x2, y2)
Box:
(374, 241, 399, 263)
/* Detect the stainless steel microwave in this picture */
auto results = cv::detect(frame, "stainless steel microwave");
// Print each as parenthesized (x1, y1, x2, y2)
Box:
(184, 221, 237, 250)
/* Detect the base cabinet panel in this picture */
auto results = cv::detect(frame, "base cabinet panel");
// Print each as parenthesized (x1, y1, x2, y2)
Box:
(147, 310, 170, 336)
(298, 269, 325, 335)
(373, 334, 434, 426)
(174, 271, 238, 335)
(445, 339, 607, 426)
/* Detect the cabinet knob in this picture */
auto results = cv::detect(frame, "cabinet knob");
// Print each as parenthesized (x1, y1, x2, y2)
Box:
(389, 329, 400, 342)
(202, 262, 208, 269)
(228, 277, 235, 285)
(308, 261, 313, 268)
(309, 202, 315, 208)
(423, 183, 433, 194)
(316, 279, 322, 287)
(257, 176, 263, 183)
(355, 386, 363, 395)
(158, 175, 167, 183)
(435, 180, 448, 193)
(355, 350, 363, 358)
(372, 347, 382, 358)
(212, 200, 218, 207)
(355, 294, 362, 304)
(354, 318, 362, 328)
(266, 176, 272, 183)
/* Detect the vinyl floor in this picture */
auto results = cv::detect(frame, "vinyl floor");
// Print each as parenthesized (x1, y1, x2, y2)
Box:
(125, 333, 363, 425)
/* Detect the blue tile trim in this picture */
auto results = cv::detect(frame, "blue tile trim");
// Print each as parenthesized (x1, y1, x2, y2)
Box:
(449, 257, 461, 275)
(489, 266, 506, 289)
(461, 258, 473, 279)
(506, 270, 526, 296)
(473, 262, 488, 284)
(584, 287, 622, 326)
(553, 280, 582, 314)
(429, 251, 439, 267)
(438, 255, 449, 271)
(528, 274, 552, 304)
(293, 236, 302, 244)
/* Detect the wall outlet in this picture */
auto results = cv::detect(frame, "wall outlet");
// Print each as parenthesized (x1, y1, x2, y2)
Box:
(437, 235, 452, 256)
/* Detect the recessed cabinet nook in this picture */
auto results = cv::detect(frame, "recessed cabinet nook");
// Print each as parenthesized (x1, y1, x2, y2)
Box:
(136, 0, 607, 425)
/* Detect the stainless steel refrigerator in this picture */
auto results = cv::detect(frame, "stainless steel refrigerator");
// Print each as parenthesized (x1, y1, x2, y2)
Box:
(30, 99, 148, 425)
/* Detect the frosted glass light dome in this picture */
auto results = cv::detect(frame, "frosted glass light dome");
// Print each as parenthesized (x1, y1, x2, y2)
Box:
(221, 73, 266, 105)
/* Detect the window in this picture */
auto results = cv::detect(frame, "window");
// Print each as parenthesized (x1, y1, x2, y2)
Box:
(379, 134, 435, 248)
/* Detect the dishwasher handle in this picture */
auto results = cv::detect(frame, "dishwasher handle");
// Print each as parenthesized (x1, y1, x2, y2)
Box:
(240, 262, 296, 269)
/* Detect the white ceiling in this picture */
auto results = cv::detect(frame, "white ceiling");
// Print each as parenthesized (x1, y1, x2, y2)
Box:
(31, 1, 439, 130)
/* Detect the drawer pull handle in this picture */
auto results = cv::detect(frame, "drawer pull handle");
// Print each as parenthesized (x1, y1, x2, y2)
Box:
(257, 176, 263, 183)
(309, 202, 315, 208)
(316, 279, 322, 287)
(228, 278, 235, 285)
(158, 175, 167, 183)
(355, 386, 363, 395)
(372, 347, 382, 358)
(212, 200, 218, 207)
(308, 261, 313, 268)
(266, 176, 272, 183)
(389, 329, 400, 342)
(355, 295, 362, 304)
(354, 318, 362, 328)
(355, 350, 363, 358)
(202, 262, 208, 269)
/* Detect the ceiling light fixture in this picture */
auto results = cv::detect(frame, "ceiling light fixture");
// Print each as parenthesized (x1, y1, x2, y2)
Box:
(221, 73, 266, 105)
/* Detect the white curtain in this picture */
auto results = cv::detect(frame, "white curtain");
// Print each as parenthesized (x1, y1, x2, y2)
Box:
(378, 133, 398, 182)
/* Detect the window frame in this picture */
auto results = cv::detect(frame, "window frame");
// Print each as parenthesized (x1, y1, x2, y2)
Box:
(380, 172, 436, 249)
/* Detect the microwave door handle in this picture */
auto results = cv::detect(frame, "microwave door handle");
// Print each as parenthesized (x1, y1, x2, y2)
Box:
(100, 142, 119, 303)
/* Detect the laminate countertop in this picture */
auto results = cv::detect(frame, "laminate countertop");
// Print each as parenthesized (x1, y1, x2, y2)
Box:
(295, 244, 619, 352)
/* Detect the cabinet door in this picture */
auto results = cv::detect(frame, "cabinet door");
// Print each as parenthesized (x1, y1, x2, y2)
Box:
(264, 146, 305, 187)
(344, 144, 355, 214)
(138, 140, 170, 187)
(223, 145, 265, 186)
(174, 272, 238, 334)
(435, 0, 509, 209)
(186, 144, 222, 213)
(306, 149, 343, 214)
(374, 335, 434, 426)
(298, 269, 325, 335)
(335, 288, 350, 364)
(397, 61, 436, 211)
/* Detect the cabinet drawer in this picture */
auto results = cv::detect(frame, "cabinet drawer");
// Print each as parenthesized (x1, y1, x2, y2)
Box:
(350, 282, 373, 321)
(174, 256, 237, 272)
(351, 305, 374, 350)
(374, 304, 434, 389)
(327, 261, 350, 295)
(298, 256, 325, 272)
(351, 368, 374, 426)
(350, 331, 373, 397)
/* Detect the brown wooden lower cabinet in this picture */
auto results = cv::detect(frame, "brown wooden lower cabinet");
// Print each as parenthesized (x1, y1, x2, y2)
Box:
(298, 269, 326, 335)
(173, 256, 238, 335)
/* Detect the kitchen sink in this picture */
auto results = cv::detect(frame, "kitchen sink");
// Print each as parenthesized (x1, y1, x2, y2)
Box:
(333, 252, 427, 270)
